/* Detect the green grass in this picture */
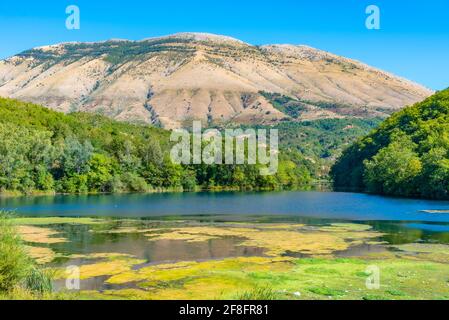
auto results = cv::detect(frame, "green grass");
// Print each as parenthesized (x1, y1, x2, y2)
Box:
(0, 211, 53, 297)
(307, 287, 346, 297)
(11, 217, 101, 225)
(234, 287, 280, 300)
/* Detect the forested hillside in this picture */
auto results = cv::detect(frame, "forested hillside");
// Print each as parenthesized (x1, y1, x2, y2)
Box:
(331, 88, 449, 199)
(0, 97, 312, 194)
(238, 118, 381, 179)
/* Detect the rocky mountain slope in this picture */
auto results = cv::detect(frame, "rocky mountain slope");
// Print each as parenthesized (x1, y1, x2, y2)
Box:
(0, 32, 433, 128)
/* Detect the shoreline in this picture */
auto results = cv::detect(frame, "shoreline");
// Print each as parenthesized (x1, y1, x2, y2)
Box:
(0, 184, 322, 199)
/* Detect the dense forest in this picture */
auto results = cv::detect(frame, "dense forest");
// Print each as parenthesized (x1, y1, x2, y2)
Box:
(0, 97, 314, 194)
(331, 88, 449, 199)
(239, 117, 381, 179)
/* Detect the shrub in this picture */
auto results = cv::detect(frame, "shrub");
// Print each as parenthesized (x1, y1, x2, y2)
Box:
(0, 211, 32, 292)
(120, 173, 149, 192)
(0, 211, 52, 295)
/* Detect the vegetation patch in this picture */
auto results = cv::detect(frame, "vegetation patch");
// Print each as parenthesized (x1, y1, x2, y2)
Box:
(0, 211, 53, 298)
(332, 88, 449, 199)
(4, 216, 449, 300)
(318, 223, 373, 232)
(392, 243, 449, 264)
(12, 217, 101, 225)
(144, 223, 380, 256)
(307, 286, 346, 297)
(17, 226, 66, 244)
(24, 246, 56, 264)
(68, 253, 136, 260)
(52, 254, 145, 280)
(62, 256, 449, 300)
(0, 97, 314, 195)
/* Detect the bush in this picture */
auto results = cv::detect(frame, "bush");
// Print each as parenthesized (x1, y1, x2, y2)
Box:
(0, 211, 32, 292)
(0, 211, 52, 295)
(120, 173, 149, 192)
(181, 170, 197, 191)
(24, 266, 52, 294)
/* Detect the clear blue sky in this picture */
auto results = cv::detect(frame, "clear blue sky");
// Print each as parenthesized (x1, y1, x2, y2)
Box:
(0, 0, 448, 89)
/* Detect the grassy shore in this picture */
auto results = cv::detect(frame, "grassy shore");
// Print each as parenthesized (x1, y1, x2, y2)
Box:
(0, 211, 53, 299)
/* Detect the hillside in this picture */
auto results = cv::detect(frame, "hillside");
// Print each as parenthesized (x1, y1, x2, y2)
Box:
(0, 97, 313, 194)
(0, 32, 432, 129)
(331, 88, 449, 199)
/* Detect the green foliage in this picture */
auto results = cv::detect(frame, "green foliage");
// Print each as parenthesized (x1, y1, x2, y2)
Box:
(260, 91, 371, 119)
(259, 91, 307, 119)
(119, 172, 149, 192)
(242, 118, 381, 179)
(235, 286, 279, 300)
(364, 133, 422, 196)
(24, 267, 53, 294)
(307, 286, 345, 297)
(86, 154, 114, 192)
(0, 211, 51, 295)
(19, 38, 196, 65)
(331, 88, 449, 199)
(0, 97, 313, 193)
(0, 211, 30, 292)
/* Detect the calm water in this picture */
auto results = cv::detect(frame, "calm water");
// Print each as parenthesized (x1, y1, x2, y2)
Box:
(2, 191, 449, 222)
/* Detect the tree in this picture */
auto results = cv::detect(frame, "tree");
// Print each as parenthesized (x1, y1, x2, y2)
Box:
(87, 154, 114, 192)
(332, 88, 449, 199)
(364, 134, 422, 196)
(59, 136, 93, 176)
(419, 148, 449, 199)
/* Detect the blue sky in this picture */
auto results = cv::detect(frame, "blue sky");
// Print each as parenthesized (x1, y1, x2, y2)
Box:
(0, 0, 448, 89)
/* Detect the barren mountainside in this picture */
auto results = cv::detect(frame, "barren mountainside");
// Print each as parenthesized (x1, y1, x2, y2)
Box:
(0, 32, 433, 128)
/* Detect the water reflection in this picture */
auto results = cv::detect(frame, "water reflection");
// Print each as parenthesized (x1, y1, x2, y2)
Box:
(49, 224, 266, 264)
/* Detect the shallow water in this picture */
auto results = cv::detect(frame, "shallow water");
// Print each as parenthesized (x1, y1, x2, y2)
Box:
(49, 223, 266, 263)
(5, 191, 449, 298)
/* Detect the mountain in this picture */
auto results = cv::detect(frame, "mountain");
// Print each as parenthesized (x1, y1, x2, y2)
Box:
(331, 88, 449, 199)
(0, 32, 433, 129)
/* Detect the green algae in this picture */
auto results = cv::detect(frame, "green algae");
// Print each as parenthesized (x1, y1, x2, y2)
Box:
(393, 243, 449, 254)
(392, 243, 449, 264)
(13, 217, 101, 225)
(66, 256, 449, 300)
(318, 223, 374, 232)
(14, 217, 449, 300)
(25, 246, 57, 264)
(68, 253, 136, 260)
(18, 225, 67, 244)
(144, 223, 381, 256)
(51, 253, 145, 280)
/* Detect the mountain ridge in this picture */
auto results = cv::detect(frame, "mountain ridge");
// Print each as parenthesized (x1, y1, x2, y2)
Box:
(0, 32, 433, 128)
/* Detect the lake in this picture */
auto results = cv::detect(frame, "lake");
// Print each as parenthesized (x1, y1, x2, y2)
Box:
(2, 191, 449, 222)
(6, 191, 449, 297)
